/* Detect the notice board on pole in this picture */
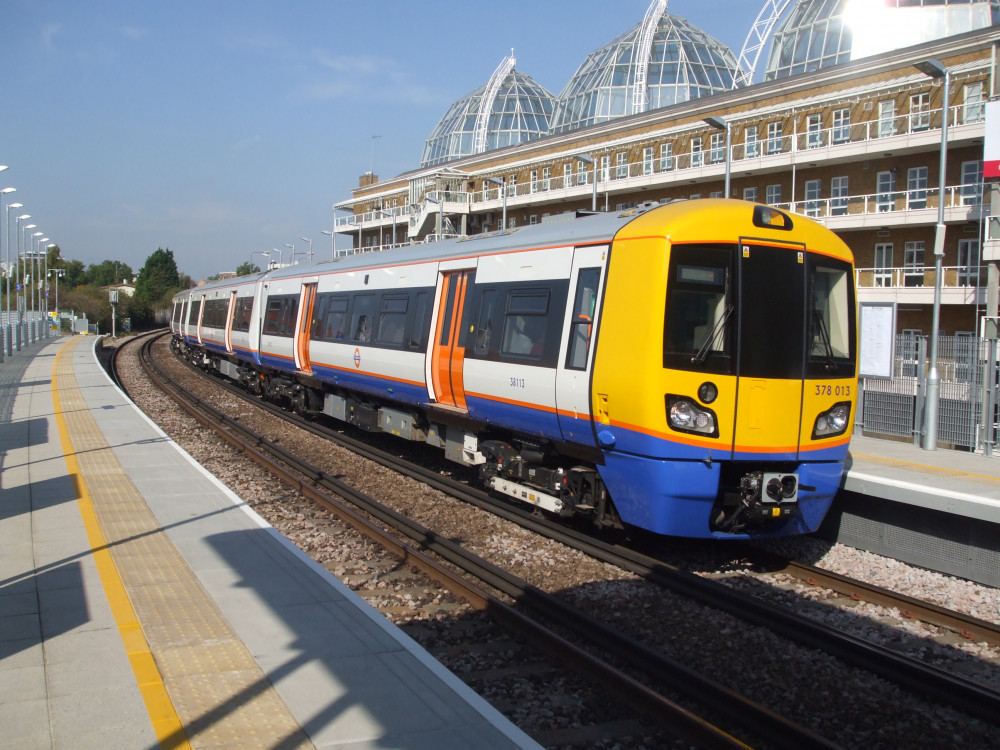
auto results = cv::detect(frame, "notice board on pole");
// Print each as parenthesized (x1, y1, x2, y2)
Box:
(859, 302, 896, 379)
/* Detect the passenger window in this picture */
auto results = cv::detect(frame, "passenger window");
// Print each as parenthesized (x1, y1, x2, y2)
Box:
(350, 294, 376, 343)
(377, 295, 408, 346)
(321, 297, 349, 341)
(501, 289, 549, 359)
(566, 268, 600, 370)
(474, 289, 497, 355)
(409, 292, 430, 348)
(263, 298, 283, 334)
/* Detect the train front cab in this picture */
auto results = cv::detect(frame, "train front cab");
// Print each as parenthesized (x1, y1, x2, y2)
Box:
(592, 201, 857, 538)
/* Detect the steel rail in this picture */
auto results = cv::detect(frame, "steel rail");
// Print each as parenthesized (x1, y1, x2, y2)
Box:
(134, 333, 841, 750)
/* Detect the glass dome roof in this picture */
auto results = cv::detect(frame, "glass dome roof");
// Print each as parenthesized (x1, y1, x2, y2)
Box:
(421, 55, 556, 168)
(549, 7, 741, 134)
(765, 0, 1000, 81)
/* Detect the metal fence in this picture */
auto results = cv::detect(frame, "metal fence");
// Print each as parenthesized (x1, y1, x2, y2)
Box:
(857, 334, 1000, 454)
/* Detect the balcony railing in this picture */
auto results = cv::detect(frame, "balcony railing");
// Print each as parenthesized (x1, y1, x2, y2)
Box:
(855, 265, 981, 290)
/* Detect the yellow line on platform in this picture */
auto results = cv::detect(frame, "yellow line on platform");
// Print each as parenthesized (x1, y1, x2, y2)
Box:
(51, 340, 192, 750)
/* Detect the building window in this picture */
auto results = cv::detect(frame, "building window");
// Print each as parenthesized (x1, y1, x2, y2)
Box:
(530, 169, 538, 193)
(904, 241, 925, 287)
(563, 162, 572, 188)
(709, 191, 723, 199)
(745, 125, 759, 158)
(832, 108, 850, 144)
(961, 160, 983, 206)
(541, 166, 551, 191)
(766, 121, 782, 154)
(615, 151, 627, 179)
(600, 154, 610, 183)
(709, 132, 724, 164)
(807, 114, 823, 149)
(874, 243, 893, 288)
(910, 92, 930, 132)
(576, 161, 588, 186)
(508, 174, 517, 196)
(959, 239, 980, 287)
(831, 176, 848, 216)
(659, 142, 674, 171)
(907, 166, 928, 210)
(765, 183, 781, 205)
(877, 170, 896, 212)
(743, 186, 757, 202)
(963, 82, 984, 124)
(691, 137, 703, 167)
(643, 146, 654, 175)
(804, 179, 822, 217)
(878, 99, 896, 138)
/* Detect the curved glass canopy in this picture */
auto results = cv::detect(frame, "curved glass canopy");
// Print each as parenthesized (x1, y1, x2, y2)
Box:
(421, 56, 556, 168)
(549, 11, 741, 134)
(765, 0, 1000, 80)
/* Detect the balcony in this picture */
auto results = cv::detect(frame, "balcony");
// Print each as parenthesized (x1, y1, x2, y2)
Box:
(855, 265, 984, 306)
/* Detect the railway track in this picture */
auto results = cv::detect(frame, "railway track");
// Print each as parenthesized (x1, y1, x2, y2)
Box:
(112, 331, 1000, 747)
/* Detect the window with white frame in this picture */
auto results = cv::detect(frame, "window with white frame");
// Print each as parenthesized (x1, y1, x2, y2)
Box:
(961, 160, 983, 205)
(804, 179, 822, 217)
(807, 114, 823, 148)
(904, 241, 925, 287)
(831, 176, 848, 216)
(832, 108, 850, 144)
(643, 146, 654, 175)
(907, 166, 928, 210)
(766, 183, 781, 204)
(576, 161, 588, 186)
(963, 82, 984, 124)
(766, 121, 782, 154)
(508, 174, 517, 196)
(743, 186, 757, 202)
(959, 239, 980, 287)
(709, 132, 724, 164)
(529, 215, 538, 225)
(745, 125, 759, 158)
(615, 152, 627, 179)
(563, 162, 572, 188)
(691, 137, 703, 167)
(877, 170, 896, 212)
(541, 166, 551, 191)
(878, 99, 896, 138)
(530, 170, 538, 193)
(909, 92, 931, 132)
(709, 191, 723, 199)
(874, 243, 893, 288)
(600, 154, 610, 182)
(659, 142, 674, 171)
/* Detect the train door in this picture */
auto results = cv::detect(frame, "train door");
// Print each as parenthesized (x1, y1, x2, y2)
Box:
(555, 246, 607, 447)
(294, 281, 318, 372)
(224, 290, 237, 354)
(430, 269, 475, 409)
(194, 297, 206, 346)
(733, 240, 807, 457)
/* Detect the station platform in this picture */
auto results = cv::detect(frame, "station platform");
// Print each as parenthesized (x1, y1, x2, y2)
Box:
(0, 334, 540, 750)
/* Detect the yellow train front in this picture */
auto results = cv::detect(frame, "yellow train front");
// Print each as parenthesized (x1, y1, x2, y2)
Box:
(594, 200, 856, 538)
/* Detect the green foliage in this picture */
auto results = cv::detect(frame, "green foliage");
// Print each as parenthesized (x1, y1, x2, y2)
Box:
(235, 262, 261, 277)
(134, 248, 180, 307)
(86, 259, 134, 288)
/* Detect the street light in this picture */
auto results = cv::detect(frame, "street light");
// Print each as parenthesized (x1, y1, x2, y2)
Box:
(284, 243, 295, 264)
(29, 232, 42, 343)
(704, 115, 732, 199)
(0, 187, 15, 359)
(250, 251, 270, 271)
(321, 229, 338, 259)
(5, 202, 22, 356)
(914, 58, 950, 451)
(13, 214, 29, 351)
(42, 244, 53, 336)
(299, 236, 313, 263)
(574, 154, 597, 211)
(49, 268, 65, 331)
(486, 177, 507, 230)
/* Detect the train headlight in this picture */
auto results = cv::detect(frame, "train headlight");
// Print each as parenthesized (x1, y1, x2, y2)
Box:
(698, 381, 718, 404)
(812, 401, 851, 439)
(666, 395, 718, 438)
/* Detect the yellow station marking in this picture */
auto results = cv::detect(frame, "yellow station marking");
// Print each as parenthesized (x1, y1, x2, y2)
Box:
(51, 340, 193, 749)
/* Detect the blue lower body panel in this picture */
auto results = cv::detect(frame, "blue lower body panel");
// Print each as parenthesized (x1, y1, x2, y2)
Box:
(597, 452, 844, 539)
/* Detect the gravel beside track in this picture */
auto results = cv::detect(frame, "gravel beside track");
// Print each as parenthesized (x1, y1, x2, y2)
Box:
(112, 334, 1000, 749)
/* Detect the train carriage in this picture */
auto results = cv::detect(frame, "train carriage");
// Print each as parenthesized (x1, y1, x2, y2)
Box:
(172, 199, 857, 539)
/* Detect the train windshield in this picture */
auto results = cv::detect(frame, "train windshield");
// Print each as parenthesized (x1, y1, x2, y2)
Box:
(806, 256, 856, 378)
(663, 244, 735, 375)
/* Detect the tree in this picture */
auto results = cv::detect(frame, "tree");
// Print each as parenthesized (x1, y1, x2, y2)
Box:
(62, 260, 87, 290)
(86, 259, 133, 287)
(134, 247, 180, 307)
(235, 262, 261, 277)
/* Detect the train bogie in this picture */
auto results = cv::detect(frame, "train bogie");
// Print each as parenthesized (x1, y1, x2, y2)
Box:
(172, 199, 857, 539)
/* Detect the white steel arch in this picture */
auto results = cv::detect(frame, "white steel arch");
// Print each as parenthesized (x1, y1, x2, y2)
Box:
(631, 0, 669, 114)
(473, 51, 517, 155)
(733, 0, 794, 87)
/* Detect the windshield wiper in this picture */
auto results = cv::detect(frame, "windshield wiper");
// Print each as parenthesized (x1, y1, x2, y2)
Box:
(691, 305, 733, 365)
(812, 309, 838, 372)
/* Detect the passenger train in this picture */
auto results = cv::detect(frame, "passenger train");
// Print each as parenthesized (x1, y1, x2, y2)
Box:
(171, 199, 857, 539)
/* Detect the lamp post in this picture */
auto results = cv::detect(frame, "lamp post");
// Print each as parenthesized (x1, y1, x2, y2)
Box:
(271, 248, 283, 267)
(914, 58, 950, 451)
(486, 177, 506, 230)
(29, 233, 42, 343)
(42, 243, 52, 337)
(321, 229, 337, 259)
(704, 115, 732, 199)
(299, 236, 313, 263)
(574, 154, 597, 211)
(49, 268, 65, 333)
(17, 220, 34, 349)
(250, 251, 270, 271)
(6, 204, 23, 355)
(284, 243, 295, 264)
(0, 186, 14, 359)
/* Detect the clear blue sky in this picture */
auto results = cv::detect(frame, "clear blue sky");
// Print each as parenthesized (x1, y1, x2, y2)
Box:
(1, 0, 765, 281)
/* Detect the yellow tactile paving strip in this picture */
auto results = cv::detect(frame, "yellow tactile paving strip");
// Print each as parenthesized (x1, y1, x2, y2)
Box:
(53, 338, 314, 749)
